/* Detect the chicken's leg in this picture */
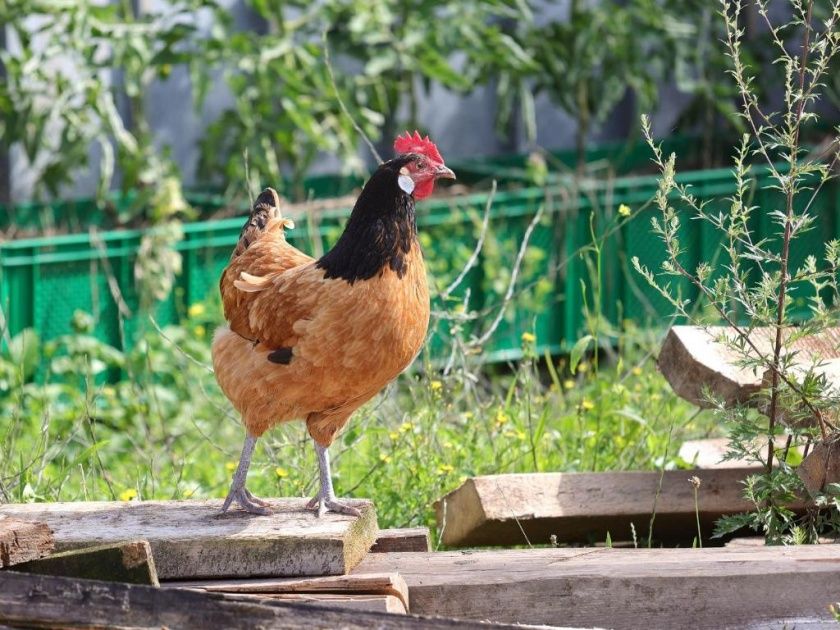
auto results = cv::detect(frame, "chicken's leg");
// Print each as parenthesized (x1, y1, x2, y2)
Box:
(306, 441, 362, 517)
(221, 434, 272, 515)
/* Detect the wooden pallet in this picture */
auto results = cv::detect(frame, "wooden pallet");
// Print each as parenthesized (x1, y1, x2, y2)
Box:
(0, 498, 377, 579)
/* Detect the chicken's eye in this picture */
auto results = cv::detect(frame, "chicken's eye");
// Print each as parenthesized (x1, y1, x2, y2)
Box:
(416, 159, 426, 170)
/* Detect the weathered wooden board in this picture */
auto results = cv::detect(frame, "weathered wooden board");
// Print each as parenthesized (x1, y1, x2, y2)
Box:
(354, 546, 840, 629)
(15, 540, 158, 585)
(0, 517, 54, 568)
(168, 572, 410, 612)
(659, 325, 840, 412)
(0, 570, 529, 629)
(435, 468, 805, 547)
(372, 527, 432, 553)
(0, 498, 377, 579)
(678, 438, 758, 469)
(261, 593, 407, 614)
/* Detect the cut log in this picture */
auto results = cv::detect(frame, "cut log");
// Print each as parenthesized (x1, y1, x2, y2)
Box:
(0, 570, 526, 629)
(354, 546, 840, 629)
(167, 572, 410, 612)
(14, 540, 158, 585)
(0, 517, 54, 568)
(659, 325, 840, 412)
(0, 498, 377, 579)
(435, 468, 806, 547)
(372, 527, 432, 553)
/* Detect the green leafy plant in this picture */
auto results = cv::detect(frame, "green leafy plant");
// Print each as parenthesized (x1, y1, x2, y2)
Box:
(636, 0, 840, 543)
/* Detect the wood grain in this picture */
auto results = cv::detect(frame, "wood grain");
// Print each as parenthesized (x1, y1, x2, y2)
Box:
(167, 572, 409, 611)
(0, 570, 532, 629)
(354, 546, 840, 629)
(435, 468, 804, 547)
(372, 527, 431, 553)
(659, 325, 840, 427)
(15, 540, 158, 585)
(0, 498, 377, 579)
(0, 517, 54, 568)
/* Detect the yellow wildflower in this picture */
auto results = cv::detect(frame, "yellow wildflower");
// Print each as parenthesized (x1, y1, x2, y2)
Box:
(581, 399, 595, 411)
(563, 379, 575, 389)
(429, 380, 443, 392)
(521, 332, 536, 343)
(618, 204, 632, 217)
(379, 453, 392, 464)
(463, 411, 474, 420)
(437, 463, 455, 475)
(389, 431, 400, 440)
(400, 421, 414, 433)
(275, 467, 289, 478)
(193, 325, 206, 338)
(517, 430, 527, 441)
(119, 488, 137, 502)
(188, 303, 206, 317)
(225, 461, 237, 472)
(632, 366, 643, 376)
(577, 361, 589, 373)
(495, 410, 509, 426)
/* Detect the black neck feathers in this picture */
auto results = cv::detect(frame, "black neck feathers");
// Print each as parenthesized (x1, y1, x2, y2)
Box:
(316, 156, 418, 284)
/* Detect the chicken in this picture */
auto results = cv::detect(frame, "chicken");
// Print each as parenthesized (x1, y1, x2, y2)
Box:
(213, 131, 455, 516)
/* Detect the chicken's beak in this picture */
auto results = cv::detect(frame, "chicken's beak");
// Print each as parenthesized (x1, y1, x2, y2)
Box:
(435, 164, 456, 180)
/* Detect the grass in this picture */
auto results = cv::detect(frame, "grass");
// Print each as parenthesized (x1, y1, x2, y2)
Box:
(0, 296, 715, 541)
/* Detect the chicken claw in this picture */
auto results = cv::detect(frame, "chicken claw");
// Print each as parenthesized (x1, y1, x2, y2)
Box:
(308, 440, 361, 518)
(223, 486, 272, 516)
(221, 434, 273, 516)
(306, 494, 362, 518)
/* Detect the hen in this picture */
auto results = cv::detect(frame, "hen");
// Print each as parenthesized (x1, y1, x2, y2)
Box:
(213, 132, 454, 516)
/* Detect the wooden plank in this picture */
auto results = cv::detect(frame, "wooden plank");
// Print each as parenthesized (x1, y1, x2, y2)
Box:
(14, 540, 158, 585)
(659, 325, 840, 412)
(678, 438, 758, 469)
(434, 468, 806, 547)
(260, 593, 407, 614)
(0, 498, 377, 579)
(354, 546, 840, 629)
(372, 527, 431, 553)
(167, 572, 410, 611)
(0, 571, 527, 629)
(0, 517, 54, 568)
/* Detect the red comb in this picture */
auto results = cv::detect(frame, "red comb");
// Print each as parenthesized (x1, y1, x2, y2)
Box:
(394, 130, 443, 163)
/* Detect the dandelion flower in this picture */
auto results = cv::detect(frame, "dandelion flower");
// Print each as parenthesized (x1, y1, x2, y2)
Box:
(631, 366, 643, 376)
(429, 380, 443, 392)
(618, 204, 632, 217)
(563, 379, 575, 389)
(193, 325, 206, 338)
(379, 453, 392, 464)
(577, 361, 589, 373)
(389, 431, 400, 440)
(225, 461, 237, 472)
(581, 399, 595, 411)
(119, 488, 137, 502)
(400, 421, 414, 433)
(275, 467, 289, 478)
(437, 463, 455, 475)
(521, 332, 536, 343)
(188, 303, 206, 317)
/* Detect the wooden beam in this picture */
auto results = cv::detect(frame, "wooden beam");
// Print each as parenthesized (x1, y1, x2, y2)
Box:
(0, 498, 377, 579)
(260, 593, 407, 614)
(659, 325, 840, 416)
(434, 468, 805, 547)
(0, 517, 54, 568)
(167, 572, 409, 612)
(372, 527, 431, 553)
(0, 571, 530, 629)
(354, 546, 840, 629)
(14, 540, 158, 585)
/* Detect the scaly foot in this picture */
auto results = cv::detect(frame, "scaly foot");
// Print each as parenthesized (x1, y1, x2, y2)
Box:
(221, 485, 272, 515)
(306, 493, 362, 518)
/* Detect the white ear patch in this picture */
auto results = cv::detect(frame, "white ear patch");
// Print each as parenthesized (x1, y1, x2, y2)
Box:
(398, 174, 415, 195)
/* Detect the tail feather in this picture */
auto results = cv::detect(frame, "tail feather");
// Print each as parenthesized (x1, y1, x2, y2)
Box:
(233, 271, 272, 293)
(233, 187, 286, 257)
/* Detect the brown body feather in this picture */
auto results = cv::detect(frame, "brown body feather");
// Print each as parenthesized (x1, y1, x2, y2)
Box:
(213, 188, 430, 447)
